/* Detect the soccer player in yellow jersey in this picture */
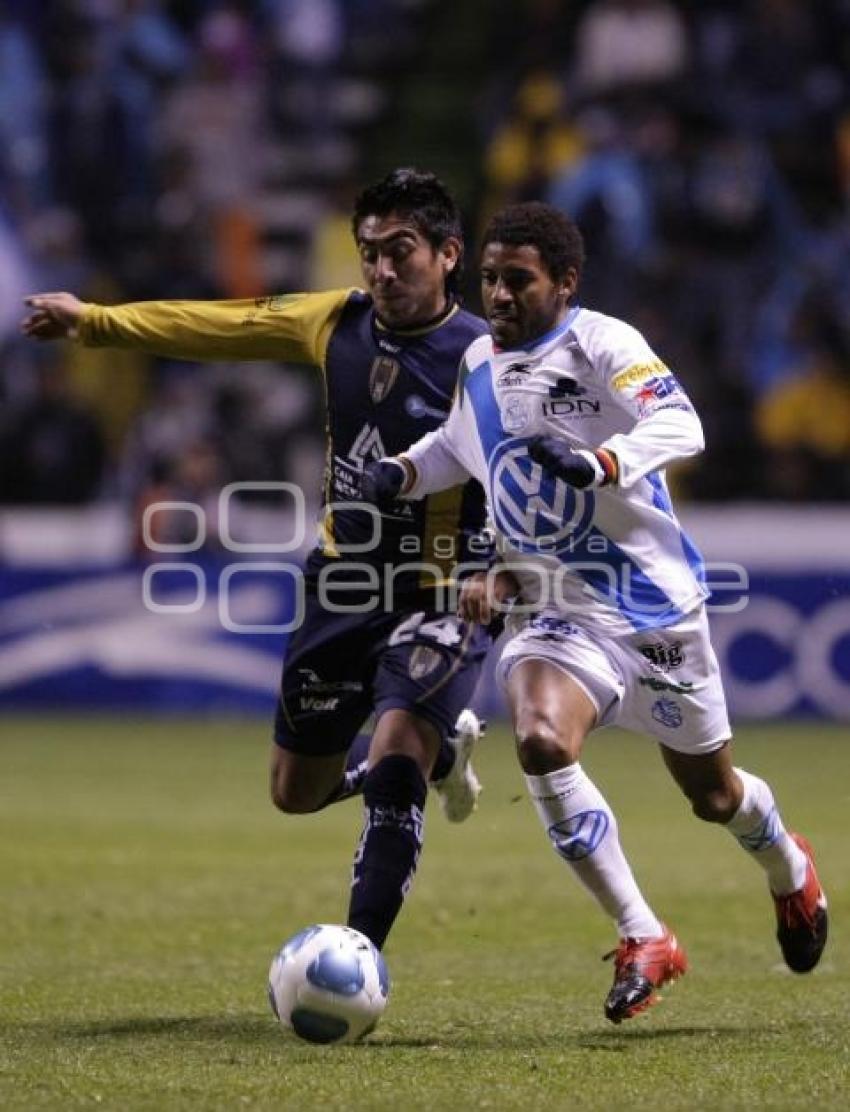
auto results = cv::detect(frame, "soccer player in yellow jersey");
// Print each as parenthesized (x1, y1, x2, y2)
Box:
(22, 169, 493, 951)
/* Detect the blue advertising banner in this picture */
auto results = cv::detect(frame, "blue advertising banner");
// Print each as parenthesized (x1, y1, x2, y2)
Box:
(1, 561, 848, 720)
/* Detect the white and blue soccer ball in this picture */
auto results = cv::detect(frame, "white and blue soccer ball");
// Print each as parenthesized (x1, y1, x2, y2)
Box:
(268, 924, 390, 1044)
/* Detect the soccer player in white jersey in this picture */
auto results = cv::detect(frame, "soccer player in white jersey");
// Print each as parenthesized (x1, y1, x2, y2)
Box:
(361, 201, 828, 1023)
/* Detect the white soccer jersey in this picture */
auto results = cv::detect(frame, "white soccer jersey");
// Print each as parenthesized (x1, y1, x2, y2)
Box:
(401, 307, 710, 635)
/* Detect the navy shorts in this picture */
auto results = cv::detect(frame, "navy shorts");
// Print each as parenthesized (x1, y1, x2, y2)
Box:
(273, 593, 489, 755)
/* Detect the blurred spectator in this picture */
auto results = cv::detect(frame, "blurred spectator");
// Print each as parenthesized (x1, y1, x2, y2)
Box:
(756, 298, 850, 500)
(571, 0, 689, 99)
(660, 114, 807, 383)
(133, 438, 224, 554)
(5, 0, 850, 510)
(0, 358, 105, 504)
(482, 72, 583, 219)
(547, 104, 655, 317)
(0, 204, 34, 345)
(156, 5, 268, 297)
(265, 0, 344, 160)
(0, 9, 52, 213)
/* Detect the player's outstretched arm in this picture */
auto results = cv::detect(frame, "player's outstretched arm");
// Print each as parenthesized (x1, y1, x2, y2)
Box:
(21, 293, 85, 340)
(23, 288, 352, 365)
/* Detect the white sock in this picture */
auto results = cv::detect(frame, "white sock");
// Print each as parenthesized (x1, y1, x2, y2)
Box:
(724, 767, 807, 895)
(525, 763, 662, 940)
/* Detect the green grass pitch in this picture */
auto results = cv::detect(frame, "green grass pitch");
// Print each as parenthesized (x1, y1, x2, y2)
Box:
(1, 716, 848, 1110)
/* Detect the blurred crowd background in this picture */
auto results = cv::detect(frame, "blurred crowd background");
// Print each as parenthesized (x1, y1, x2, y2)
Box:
(2, 0, 850, 541)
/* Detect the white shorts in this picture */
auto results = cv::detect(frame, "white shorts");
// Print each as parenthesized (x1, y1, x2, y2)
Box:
(497, 606, 731, 755)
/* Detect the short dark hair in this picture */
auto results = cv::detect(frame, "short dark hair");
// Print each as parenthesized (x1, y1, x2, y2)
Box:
(481, 202, 585, 284)
(352, 168, 464, 293)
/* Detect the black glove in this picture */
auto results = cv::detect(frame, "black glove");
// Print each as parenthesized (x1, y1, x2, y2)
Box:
(360, 458, 407, 507)
(527, 436, 609, 489)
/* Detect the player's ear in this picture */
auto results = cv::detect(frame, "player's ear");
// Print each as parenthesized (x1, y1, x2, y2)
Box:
(561, 266, 579, 300)
(439, 237, 462, 275)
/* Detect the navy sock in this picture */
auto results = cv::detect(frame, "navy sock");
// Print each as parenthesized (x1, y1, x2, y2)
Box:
(322, 734, 371, 806)
(347, 754, 426, 950)
(324, 730, 453, 808)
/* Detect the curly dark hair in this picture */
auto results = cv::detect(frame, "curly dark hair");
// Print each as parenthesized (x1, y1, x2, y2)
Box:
(351, 168, 464, 294)
(481, 202, 585, 285)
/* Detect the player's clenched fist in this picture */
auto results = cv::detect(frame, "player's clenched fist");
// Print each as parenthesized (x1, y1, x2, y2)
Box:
(21, 292, 86, 340)
(458, 569, 520, 626)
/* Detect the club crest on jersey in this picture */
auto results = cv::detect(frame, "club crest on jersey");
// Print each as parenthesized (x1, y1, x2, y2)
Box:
(651, 697, 683, 729)
(502, 394, 532, 433)
(369, 356, 401, 403)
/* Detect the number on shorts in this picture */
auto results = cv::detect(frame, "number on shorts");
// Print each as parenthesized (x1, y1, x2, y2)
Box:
(389, 612, 462, 648)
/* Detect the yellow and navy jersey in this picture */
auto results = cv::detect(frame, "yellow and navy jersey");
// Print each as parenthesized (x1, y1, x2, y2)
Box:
(79, 289, 489, 594)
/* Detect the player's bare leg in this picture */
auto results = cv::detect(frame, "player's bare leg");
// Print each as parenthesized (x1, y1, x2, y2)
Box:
(269, 747, 349, 814)
(273, 709, 483, 818)
(507, 659, 686, 1022)
(661, 742, 828, 972)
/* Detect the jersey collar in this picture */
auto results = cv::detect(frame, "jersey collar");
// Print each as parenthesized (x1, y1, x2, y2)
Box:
(495, 305, 581, 354)
(374, 298, 460, 337)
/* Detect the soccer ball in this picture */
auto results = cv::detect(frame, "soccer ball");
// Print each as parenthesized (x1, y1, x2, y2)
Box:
(268, 924, 390, 1044)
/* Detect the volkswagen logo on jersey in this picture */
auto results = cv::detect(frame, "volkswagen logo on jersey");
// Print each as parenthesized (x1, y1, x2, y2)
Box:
(489, 439, 595, 554)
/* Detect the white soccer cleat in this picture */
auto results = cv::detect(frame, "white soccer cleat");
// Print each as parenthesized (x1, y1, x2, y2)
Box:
(433, 709, 484, 823)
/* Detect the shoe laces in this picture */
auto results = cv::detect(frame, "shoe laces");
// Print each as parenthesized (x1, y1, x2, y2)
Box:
(603, 937, 642, 974)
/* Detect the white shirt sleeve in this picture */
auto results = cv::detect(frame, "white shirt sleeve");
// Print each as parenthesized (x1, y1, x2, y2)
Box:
(581, 314, 705, 488)
(400, 398, 471, 497)
(601, 407, 704, 488)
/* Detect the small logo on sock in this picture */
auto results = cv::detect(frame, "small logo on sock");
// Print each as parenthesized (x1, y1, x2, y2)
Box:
(548, 810, 609, 860)
(737, 806, 780, 851)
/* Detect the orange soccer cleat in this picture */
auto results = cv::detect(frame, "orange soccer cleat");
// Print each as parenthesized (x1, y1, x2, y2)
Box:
(773, 833, 828, 973)
(603, 924, 688, 1024)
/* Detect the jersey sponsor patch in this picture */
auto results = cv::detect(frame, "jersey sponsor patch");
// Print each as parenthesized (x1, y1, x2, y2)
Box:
(489, 439, 595, 555)
(639, 641, 685, 670)
(634, 373, 686, 416)
(638, 675, 695, 694)
(348, 422, 387, 467)
(529, 614, 581, 638)
(611, 360, 671, 391)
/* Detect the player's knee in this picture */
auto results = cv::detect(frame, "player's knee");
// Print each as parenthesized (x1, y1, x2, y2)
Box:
(270, 775, 323, 815)
(515, 713, 573, 774)
(689, 786, 739, 824)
